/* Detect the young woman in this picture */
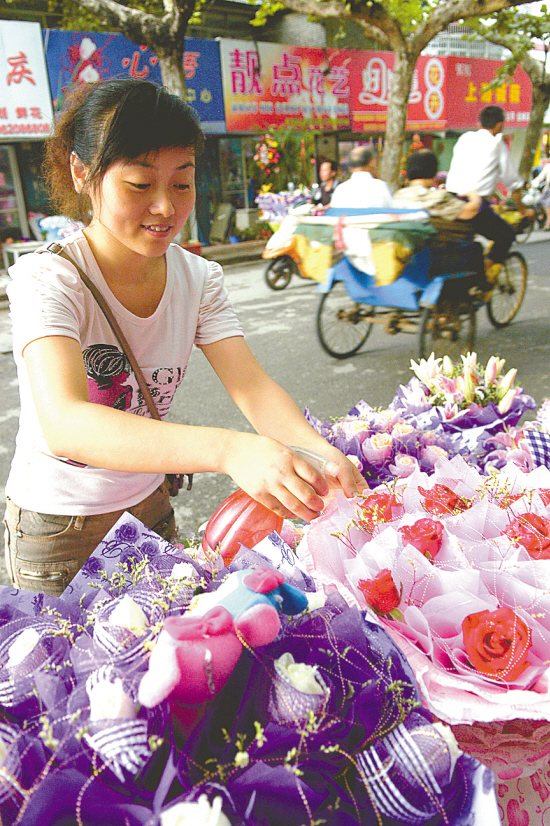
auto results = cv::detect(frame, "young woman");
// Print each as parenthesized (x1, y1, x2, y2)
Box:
(4, 79, 363, 597)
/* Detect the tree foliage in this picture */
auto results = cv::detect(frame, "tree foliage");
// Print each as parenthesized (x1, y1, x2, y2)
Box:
(467, 7, 550, 176)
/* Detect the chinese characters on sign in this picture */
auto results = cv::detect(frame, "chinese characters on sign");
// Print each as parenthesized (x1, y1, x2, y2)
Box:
(0, 21, 53, 138)
(220, 40, 351, 131)
(42, 30, 226, 133)
(220, 41, 531, 133)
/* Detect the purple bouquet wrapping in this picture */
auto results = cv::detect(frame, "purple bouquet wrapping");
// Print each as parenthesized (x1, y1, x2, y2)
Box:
(306, 353, 538, 485)
(0, 514, 495, 825)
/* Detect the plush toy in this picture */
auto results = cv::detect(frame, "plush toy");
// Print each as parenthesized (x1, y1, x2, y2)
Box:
(138, 568, 308, 719)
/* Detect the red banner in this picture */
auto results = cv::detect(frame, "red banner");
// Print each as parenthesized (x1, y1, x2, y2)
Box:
(348, 54, 531, 132)
(219, 40, 532, 133)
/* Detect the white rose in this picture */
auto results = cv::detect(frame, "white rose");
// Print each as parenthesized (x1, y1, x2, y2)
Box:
(160, 794, 232, 826)
(306, 591, 327, 611)
(88, 675, 135, 722)
(108, 595, 149, 633)
(275, 652, 324, 695)
(170, 562, 196, 580)
(6, 628, 40, 668)
(88, 676, 136, 722)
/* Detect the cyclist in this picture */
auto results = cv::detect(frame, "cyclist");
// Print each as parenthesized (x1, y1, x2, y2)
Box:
(445, 105, 533, 281)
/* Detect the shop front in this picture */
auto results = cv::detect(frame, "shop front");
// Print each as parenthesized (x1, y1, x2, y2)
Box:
(0, 20, 53, 265)
(42, 29, 227, 245)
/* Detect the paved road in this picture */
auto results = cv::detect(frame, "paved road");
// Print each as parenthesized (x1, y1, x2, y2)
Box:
(0, 234, 549, 587)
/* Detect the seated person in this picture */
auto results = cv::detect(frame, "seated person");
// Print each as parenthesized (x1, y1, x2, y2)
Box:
(394, 150, 486, 284)
(330, 146, 393, 210)
(312, 160, 340, 209)
(394, 149, 481, 228)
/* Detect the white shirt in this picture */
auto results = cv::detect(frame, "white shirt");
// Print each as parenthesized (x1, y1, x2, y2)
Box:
(6, 232, 243, 515)
(329, 170, 393, 210)
(445, 129, 523, 197)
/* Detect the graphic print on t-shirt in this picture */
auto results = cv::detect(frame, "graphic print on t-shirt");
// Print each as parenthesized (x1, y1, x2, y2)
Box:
(82, 343, 186, 417)
(83, 344, 133, 411)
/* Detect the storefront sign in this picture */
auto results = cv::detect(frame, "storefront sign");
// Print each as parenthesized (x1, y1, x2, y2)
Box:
(42, 30, 226, 133)
(219, 39, 352, 131)
(444, 56, 531, 129)
(349, 53, 531, 132)
(0, 21, 53, 140)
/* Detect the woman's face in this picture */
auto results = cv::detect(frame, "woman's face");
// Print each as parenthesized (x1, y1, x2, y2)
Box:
(82, 146, 196, 259)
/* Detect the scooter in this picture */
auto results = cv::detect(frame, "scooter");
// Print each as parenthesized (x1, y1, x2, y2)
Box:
(262, 206, 316, 290)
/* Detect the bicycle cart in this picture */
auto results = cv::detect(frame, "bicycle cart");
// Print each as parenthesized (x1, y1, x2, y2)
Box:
(314, 208, 527, 360)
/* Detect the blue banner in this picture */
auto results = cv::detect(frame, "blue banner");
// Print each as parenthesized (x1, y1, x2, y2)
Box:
(42, 29, 226, 133)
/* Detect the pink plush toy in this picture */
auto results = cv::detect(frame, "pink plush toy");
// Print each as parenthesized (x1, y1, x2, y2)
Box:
(138, 568, 308, 718)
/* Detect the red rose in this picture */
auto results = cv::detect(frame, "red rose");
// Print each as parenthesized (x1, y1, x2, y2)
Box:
(503, 512, 550, 560)
(462, 606, 531, 683)
(399, 518, 443, 560)
(358, 569, 400, 614)
(357, 493, 397, 534)
(419, 484, 471, 516)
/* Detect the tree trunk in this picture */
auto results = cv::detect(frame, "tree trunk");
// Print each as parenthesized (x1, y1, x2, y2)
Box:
(519, 83, 550, 180)
(158, 51, 187, 98)
(379, 50, 416, 191)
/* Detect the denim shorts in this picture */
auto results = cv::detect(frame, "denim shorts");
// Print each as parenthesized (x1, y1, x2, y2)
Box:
(3, 481, 176, 597)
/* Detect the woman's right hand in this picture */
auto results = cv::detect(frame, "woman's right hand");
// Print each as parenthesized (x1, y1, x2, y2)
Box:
(220, 432, 331, 522)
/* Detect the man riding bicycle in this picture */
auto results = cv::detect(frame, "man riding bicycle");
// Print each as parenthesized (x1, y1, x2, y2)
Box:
(445, 104, 534, 282)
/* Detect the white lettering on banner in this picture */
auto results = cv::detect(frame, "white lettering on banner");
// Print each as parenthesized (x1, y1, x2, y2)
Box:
(358, 56, 444, 121)
(359, 57, 422, 107)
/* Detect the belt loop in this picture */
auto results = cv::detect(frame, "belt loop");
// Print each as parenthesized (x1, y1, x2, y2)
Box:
(74, 515, 86, 531)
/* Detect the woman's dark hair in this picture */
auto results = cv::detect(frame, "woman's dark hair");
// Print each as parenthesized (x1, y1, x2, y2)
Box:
(44, 78, 205, 220)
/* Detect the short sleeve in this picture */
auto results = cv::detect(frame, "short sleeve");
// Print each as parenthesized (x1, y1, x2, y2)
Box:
(193, 258, 243, 347)
(7, 250, 86, 358)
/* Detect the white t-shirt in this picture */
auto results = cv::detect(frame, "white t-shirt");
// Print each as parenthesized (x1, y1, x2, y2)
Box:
(6, 232, 243, 515)
(329, 170, 393, 210)
(445, 129, 523, 197)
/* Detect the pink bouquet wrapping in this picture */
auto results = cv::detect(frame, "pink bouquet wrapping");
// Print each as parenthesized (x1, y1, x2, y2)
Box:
(296, 454, 550, 725)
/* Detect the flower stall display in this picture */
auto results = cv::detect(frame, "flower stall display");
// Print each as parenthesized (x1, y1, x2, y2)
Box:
(0, 513, 494, 826)
(255, 188, 311, 226)
(4, 352, 550, 825)
(295, 453, 550, 825)
(306, 353, 537, 484)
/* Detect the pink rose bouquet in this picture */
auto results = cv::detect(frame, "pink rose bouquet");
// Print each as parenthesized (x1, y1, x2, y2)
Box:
(296, 454, 550, 724)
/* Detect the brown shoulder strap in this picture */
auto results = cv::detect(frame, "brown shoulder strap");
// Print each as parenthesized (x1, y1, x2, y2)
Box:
(43, 242, 160, 421)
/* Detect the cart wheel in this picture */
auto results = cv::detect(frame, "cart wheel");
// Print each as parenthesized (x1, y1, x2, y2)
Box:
(317, 281, 374, 359)
(515, 217, 533, 243)
(264, 256, 296, 290)
(486, 251, 527, 328)
(419, 301, 476, 360)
